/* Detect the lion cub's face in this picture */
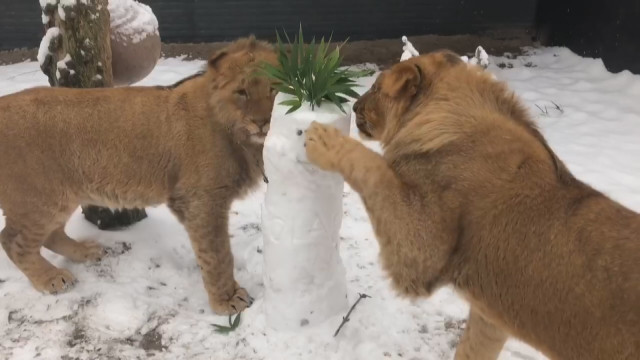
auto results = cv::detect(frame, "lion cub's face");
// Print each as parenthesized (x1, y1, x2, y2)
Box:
(353, 50, 462, 144)
(208, 39, 279, 145)
(225, 74, 277, 144)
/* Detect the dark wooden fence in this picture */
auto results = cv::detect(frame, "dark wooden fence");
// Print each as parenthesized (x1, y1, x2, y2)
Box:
(0, 1, 42, 51)
(1, 0, 638, 73)
(535, 0, 640, 73)
(1, 0, 536, 50)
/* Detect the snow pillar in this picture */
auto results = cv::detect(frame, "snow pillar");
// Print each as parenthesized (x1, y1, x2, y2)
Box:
(262, 93, 350, 331)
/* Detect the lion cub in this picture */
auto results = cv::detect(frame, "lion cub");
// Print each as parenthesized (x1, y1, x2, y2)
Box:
(305, 51, 639, 359)
(0, 37, 277, 315)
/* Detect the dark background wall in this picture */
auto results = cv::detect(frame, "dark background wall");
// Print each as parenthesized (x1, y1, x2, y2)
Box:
(0, 1, 42, 51)
(535, 0, 640, 74)
(0, 0, 536, 51)
(139, 0, 537, 43)
(0, 0, 638, 73)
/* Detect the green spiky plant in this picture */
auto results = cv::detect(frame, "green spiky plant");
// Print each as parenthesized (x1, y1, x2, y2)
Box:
(260, 26, 374, 114)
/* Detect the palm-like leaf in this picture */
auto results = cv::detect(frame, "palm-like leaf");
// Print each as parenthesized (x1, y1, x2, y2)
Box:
(259, 26, 375, 114)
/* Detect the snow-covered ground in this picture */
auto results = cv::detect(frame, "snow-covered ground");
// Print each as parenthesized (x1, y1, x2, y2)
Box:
(1, 47, 640, 360)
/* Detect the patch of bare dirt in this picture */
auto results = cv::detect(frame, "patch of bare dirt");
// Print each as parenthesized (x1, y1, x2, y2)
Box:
(0, 29, 534, 68)
(0, 48, 36, 65)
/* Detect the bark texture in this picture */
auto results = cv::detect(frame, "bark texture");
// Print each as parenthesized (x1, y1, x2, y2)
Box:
(40, 0, 147, 230)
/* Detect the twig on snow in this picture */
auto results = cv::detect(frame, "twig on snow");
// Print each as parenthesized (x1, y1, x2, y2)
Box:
(333, 293, 371, 337)
(535, 104, 549, 116)
(4, 69, 41, 80)
(551, 101, 564, 114)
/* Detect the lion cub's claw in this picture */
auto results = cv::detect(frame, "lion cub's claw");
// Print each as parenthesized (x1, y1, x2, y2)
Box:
(32, 268, 77, 295)
(70, 240, 106, 263)
(305, 122, 345, 171)
(209, 286, 253, 315)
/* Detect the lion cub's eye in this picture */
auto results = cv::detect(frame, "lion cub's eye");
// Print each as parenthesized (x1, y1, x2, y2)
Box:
(270, 87, 278, 96)
(235, 89, 248, 99)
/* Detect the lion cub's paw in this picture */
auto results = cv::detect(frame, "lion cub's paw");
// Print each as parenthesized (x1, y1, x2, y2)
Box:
(32, 268, 77, 295)
(305, 122, 349, 171)
(209, 285, 254, 315)
(69, 240, 106, 263)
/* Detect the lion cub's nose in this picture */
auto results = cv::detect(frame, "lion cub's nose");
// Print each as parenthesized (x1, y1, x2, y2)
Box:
(255, 117, 270, 127)
(254, 117, 270, 134)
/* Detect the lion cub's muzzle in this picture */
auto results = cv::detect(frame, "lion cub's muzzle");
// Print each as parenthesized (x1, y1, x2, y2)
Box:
(355, 117, 372, 139)
(248, 119, 271, 144)
(353, 100, 373, 139)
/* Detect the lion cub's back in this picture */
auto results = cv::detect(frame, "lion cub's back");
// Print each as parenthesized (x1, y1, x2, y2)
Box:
(0, 86, 174, 195)
(0, 86, 168, 126)
(0, 86, 173, 146)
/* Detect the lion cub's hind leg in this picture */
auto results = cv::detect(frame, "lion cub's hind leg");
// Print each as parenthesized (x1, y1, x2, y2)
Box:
(44, 226, 105, 263)
(454, 309, 508, 360)
(1, 214, 78, 294)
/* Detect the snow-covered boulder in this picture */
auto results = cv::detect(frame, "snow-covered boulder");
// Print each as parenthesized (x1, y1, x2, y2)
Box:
(108, 0, 161, 86)
(261, 93, 350, 331)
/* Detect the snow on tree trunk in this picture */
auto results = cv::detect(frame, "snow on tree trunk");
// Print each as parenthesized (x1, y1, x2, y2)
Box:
(40, 0, 113, 87)
(39, 0, 147, 229)
(262, 93, 350, 331)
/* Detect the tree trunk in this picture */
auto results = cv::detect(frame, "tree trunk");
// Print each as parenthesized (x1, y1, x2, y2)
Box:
(39, 0, 147, 230)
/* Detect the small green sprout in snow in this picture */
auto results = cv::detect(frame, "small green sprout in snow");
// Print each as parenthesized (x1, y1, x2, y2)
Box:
(213, 312, 242, 335)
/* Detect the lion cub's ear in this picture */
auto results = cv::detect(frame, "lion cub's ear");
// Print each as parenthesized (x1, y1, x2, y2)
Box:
(208, 51, 229, 70)
(380, 62, 422, 98)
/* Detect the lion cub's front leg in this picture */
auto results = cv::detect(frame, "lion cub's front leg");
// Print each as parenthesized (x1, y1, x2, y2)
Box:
(304, 123, 359, 174)
(305, 122, 401, 200)
(454, 309, 508, 360)
(306, 122, 454, 297)
(305, 121, 412, 242)
(169, 191, 252, 315)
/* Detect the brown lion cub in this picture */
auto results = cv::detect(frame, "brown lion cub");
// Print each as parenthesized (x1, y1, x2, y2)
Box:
(0, 37, 277, 315)
(305, 51, 639, 359)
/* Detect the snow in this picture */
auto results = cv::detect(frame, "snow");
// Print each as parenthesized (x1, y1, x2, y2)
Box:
(467, 46, 490, 68)
(400, 37, 490, 71)
(59, 0, 78, 6)
(262, 93, 350, 330)
(108, 0, 159, 44)
(37, 27, 60, 67)
(58, 3, 66, 21)
(56, 53, 71, 70)
(476, 46, 489, 67)
(59, 0, 86, 6)
(400, 36, 419, 61)
(461, 46, 490, 69)
(1, 47, 640, 359)
(39, 0, 58, 8)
